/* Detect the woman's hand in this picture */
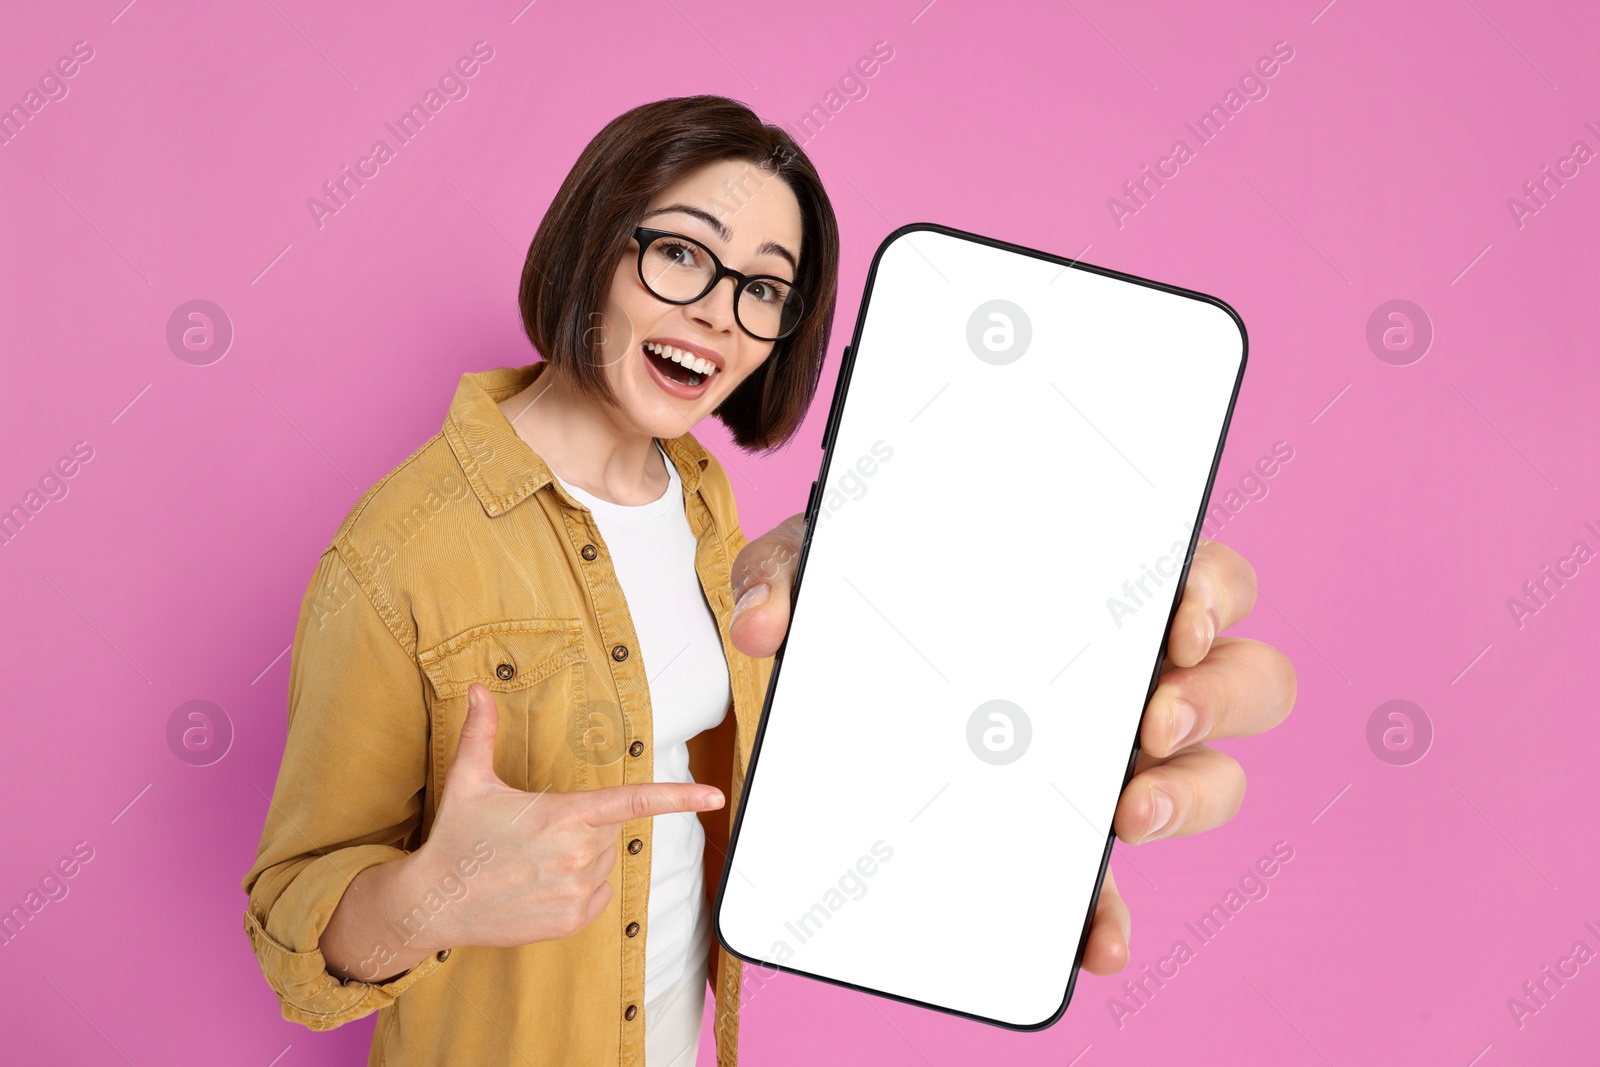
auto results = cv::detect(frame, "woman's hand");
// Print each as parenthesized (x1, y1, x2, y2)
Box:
(320, 685, 724, 982)
(728, 517, 1296, 977)
(422, 685, 727, 947)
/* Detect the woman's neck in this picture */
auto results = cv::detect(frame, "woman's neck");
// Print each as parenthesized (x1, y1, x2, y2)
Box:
(496, 364, 668, 506)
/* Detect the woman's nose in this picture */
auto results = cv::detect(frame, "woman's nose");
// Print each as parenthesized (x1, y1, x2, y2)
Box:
(687, 276, 739, 332)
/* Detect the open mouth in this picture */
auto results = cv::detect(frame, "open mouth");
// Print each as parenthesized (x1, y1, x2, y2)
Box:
(643, 341, 719, 388)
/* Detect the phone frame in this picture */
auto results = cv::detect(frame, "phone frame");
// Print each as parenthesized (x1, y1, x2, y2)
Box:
(713, 221, 1249, 1031)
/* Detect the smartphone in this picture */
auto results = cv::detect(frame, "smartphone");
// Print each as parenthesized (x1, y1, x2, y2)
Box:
(714, 222, 1247, 1029)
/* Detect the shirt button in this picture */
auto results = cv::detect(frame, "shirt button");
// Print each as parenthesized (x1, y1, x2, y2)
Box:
(495, 663, 515, 681)
(611, 644, 629, 662)
(436, 949, 451, 962)
(626, 921, 640, 938)
(625, 1004, 638, 1021)
(627, 838, 642, 855)
(628, 740, 644, 757)
(581, 544, 597, 561)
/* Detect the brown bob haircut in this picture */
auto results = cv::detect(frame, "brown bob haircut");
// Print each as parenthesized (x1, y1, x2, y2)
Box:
(518, 95, 839, 452)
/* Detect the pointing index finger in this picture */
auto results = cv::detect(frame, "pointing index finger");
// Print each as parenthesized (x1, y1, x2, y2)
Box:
(575, 782, 726, 827)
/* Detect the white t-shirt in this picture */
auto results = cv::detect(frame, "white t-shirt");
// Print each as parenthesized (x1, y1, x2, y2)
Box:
(549, 441, 730, 1067)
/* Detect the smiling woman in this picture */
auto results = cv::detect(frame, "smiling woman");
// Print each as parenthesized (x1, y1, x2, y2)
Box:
(243, 94, 841, 1067)
(243, 90, 1294, 1067)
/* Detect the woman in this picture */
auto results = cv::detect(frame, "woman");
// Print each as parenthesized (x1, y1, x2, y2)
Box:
(242, 95, 1295, 1067)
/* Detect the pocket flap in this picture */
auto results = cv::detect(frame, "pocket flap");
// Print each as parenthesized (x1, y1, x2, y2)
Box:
(417, 619, 585, 701)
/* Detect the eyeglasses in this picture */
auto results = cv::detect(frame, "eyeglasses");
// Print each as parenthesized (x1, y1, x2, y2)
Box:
(632, 227, 806, 342)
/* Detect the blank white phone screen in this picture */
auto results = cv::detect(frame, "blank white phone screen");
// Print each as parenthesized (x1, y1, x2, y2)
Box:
(716, 226, 1246, 1029)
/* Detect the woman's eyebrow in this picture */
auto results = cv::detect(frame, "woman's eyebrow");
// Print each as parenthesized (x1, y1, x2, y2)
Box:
(643, 203, 730, 240)
(756, 240, 799, 275)
(642, 203, 799, 275)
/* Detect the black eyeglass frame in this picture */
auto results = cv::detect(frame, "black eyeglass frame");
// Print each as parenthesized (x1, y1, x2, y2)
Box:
(631, 226, 807, 342)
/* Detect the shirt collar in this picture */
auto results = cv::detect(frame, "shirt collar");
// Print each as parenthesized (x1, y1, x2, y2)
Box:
(443, 360, 711, 517)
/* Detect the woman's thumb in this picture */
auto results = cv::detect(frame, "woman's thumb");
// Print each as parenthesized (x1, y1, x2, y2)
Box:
(447, 683, 501, 786)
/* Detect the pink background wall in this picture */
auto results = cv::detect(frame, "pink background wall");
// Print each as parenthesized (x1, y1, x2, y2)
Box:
(3, 0, 1596, 1063)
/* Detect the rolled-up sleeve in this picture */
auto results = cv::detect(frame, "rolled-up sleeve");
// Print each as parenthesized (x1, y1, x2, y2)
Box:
(241, 547, 440, 1029)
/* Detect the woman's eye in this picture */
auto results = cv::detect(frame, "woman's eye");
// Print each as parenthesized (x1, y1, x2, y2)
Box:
(746, 280, 788, 305)
(660, 242, 697, 266)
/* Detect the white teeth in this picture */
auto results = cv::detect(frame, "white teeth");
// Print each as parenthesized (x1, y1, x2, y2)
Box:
(645, 341, 718, 376)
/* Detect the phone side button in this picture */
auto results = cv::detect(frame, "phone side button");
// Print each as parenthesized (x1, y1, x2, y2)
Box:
(805, 479, 819, 520)
(822, 346, 851, 451)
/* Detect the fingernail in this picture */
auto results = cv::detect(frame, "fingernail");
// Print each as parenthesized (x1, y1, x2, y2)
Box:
(1146, 788, 1175, 840)
(704, 790, 725, 809)
(468, 686, 479, 711)
(732, 582, 769, 620)
(1169, 698, 1197, 753)
(1204, 608, 1217, 649)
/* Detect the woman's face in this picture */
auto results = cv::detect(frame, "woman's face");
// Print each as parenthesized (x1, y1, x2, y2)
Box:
(593, 156, 804, 438)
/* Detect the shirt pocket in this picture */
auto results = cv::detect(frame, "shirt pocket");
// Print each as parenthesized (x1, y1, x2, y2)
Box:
(418, 619, 593, 793)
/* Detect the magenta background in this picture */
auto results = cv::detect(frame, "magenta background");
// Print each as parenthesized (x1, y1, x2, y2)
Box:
(2, 0, 1597, 1063)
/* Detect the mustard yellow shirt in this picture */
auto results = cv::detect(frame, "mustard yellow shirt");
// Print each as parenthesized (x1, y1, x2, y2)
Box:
(242, 360, 774, 1066)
